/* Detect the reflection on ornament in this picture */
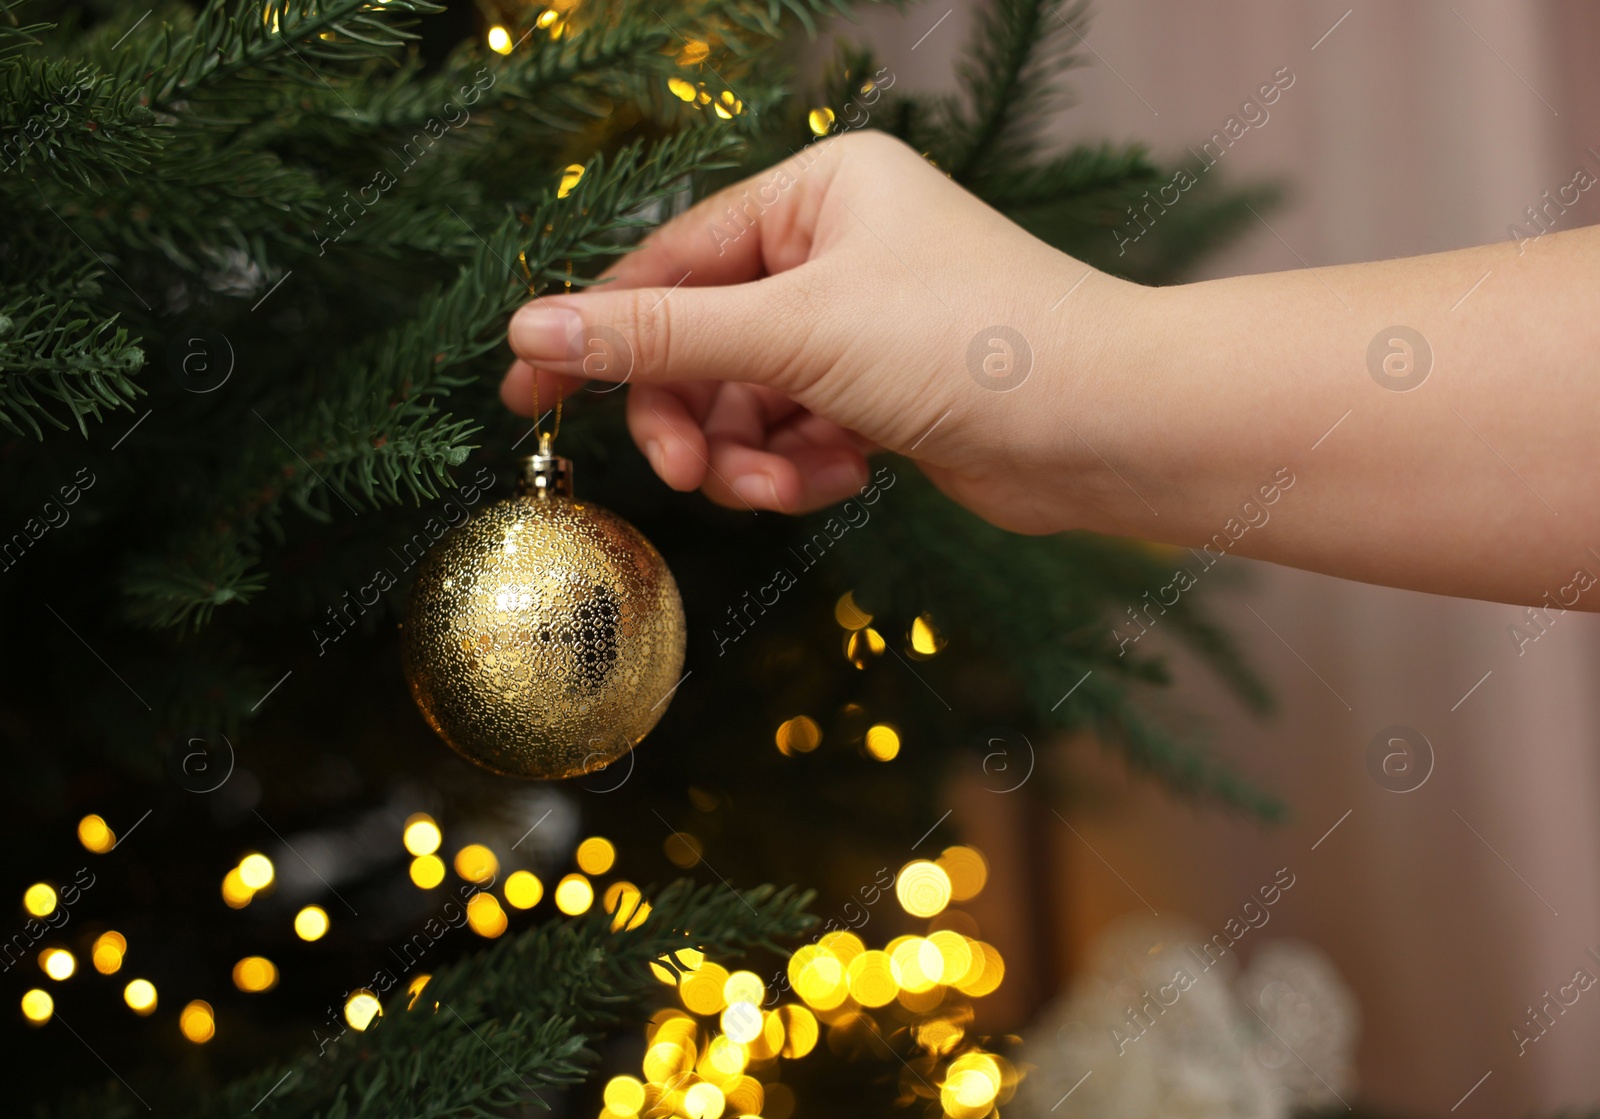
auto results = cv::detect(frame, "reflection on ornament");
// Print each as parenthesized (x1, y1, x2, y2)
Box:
(403, 450, 686, 780)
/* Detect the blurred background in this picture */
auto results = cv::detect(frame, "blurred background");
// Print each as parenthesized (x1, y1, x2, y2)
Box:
(846, 1, 1600, 1113)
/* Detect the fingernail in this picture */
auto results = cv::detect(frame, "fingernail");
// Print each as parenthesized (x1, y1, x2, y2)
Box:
(510, 305, 581, 362)
(813, 460, 868, 496)
(732, 473, 782, 511)
(644, 440, 666, 478)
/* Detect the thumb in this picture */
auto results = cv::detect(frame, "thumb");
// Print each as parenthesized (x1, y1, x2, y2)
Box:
(506, 279, 808, 390)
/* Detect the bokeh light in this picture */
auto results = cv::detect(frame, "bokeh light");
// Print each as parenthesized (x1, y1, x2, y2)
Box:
(788, 944, 847, 1011)
(294, 905, 328, 941)
(927, 930, 974, 985)
(20, 989, 52, 1025)
(808, 108, 836, 136)
(604, 1075, 646, 1116)
(221, 867, 254, 909)
(776, 1004, 818, 1058)
(92, 931, 126, 975)
(774, 715, 822, 756)
(39, 948, 75, 981)
(557, 163, 586, 199)
(466, 891, 508, 938)
(705, 1033, 749, 1077)
(720, 1000, 762, 1044)
(179, 1000, 215, 1043)
(23, 883, 56, 917)
(407, 973, 432, 1010)
(604, 881, 649, 931)
(410, 853, 445, 889)
(123, 979, 157, 1015)
(723, 970, 765, 1008)
(238, 853, 274, 890)
(504, 870, 543, 909)
(486, 25, 512, 54)
(554, 873, 593, 915)
(453, 844, 498, 885)
(909, 613, 946, 656)
(845, 626, 886, 668)
(403, 813, 442, 856)
(955, 941, 1006, 997)
(864, 723, 900, 761)
(889, 936, 943, 993)
(232, 956, 278, 993)
(664, 831, 702, 867)
(679, 959, 730, 1015)
(845, 949, 897, 1008)
(896, 860, 952, 918)
(683, 1082, 725, 1119)
(941, 1051, 1002, 1119)
(834, 591, 872, 629)
(77, 814, 115, 853)
(937, 846, 988, 902)
(575, 836, 616, 875)
(344, 990, 382, 1031)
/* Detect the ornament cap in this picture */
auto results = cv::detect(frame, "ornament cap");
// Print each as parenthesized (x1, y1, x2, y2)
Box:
(517, 440, 573, 499)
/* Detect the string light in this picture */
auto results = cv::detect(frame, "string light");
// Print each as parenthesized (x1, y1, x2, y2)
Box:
(344, 990, 382, 1030)
(776, 1005, 818, 1058)
(77, 814, 115, 853)
(20, 988, 52, 1024)
(39, 948, 75, 981)
(238, 853, 274, 891)
(221, 867, 254, 909)
(668, 77, 698, 102)
(834, 591, 872, 629)
(402, 813, 441, 856)
(774, 715, 821, 756)
(664, 831, 702, 868)
(466, 891, 508, 938)
(683, 1082, 725, 1119)
(410, 853, 445, 888)
(605, 1075, 647, 1116)
(23, 883, 56, 917)
(927, 930, 973, 985)
(124, 979, 157, 1015)
(486, 25, 512, 54)
(406, 973, 432, 1011)
(864, 724, 900, 761)
(180, 1000, 216, 1043)
(504, 869, 543, 909)
(294, 905, 329, 941)
(92, 931, 126, 975)
(453, 844, 498, 884)
(605, 881, 650, 930)
(937, 846, 988, 901)
(676, 40, 709, 65)
(909, 614, 947, 656)
(554, 873, 593, 915)
(844, 626, 886, 668)
(575, 836, 615, 874)
(895, 860, 952, 917)
(845, 949, 897, 1007)
(940, 1051, 1002, 1119)
(232, 956, 278, 993)
(557, 164, 586, 200)
(679, 959, 729, 1015)
(808, 108, 836, 136)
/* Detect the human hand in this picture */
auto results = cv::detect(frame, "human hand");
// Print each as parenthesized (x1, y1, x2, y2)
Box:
(501, 130, 1146, 535)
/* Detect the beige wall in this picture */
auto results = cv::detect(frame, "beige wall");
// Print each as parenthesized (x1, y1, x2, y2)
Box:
(851, 1, 1600, 1113)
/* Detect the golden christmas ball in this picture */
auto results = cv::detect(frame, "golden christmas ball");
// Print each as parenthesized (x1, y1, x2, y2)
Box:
(402, 448, 686, 779)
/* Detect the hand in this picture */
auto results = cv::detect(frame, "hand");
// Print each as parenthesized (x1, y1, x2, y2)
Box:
(501, 130, 1143, 535)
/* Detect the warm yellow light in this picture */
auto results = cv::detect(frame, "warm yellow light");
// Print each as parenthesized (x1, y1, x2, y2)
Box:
(937, 845, 988, 902)
(23, 883, 56, 917)
(818, 930, 866, 964)
(890, 937, 944, 993)
(788, 945, 846, 1011)
(557, 164, 586, 200)
(536, 8, 560, 28)
(844, 625, 886, 668)
(92, 931, 126, 975)
(466, 891, 508, 938)
(294, 905, 329, 941)
(808, 107, 836, 136)
(221, 867, 254, 909)
(705, 1033, 749, 1077)
(720, 1000, 763, 1044)
(78, 814, 116, 853)
(909, 614, 946, 656)
(927, 930, 974, 985)
(846, 949, 898, 1008)
(123, 978, 157, 1015)
(406, 973, 432, 1010)
(775, 715, 821, 756)
(668, 77, 698, 102)
(179, 1000, 215, 1043)
(777, 1004, 818, 1058)
(504, 869, 543, 909)
(575, 836, 616, 875)
(941, 1051, 1002, 1119)
(896, 860, 952, 918)
(664, 831, 702, 867)
(723, 970, 765, 1008)
(40, 948, 75, 981)
(402, 813, 442, 856)
(487, 25, 512, 54)
(833, 590, 872, 629)
(553, 873, 593, 915)
(916, 1013, 965, 1055)
(232, 956, 278, 993)
(20, 988, 52, 1024)
(605, 881, 649, 931)
(344, 990, 382, 1031)
(453, 844, 498, 885)
(679, 959, 730, 1015)
(683, 1082, 725, 1119)
(605, 1075, 647, 1116)
(410, 853, 445, 889)
(864, 723, 900, 761)
(238, 853, 275, 890)
(956, 941, 1006, 998)
(744, 1008, 785, 1061)
(677, 39, 710, 64)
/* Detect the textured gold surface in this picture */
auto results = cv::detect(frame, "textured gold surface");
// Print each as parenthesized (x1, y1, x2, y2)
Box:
(402, 493, 686, 779)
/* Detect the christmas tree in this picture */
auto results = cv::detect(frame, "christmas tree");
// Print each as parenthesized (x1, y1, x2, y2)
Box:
(1, 0, 1283, 1115)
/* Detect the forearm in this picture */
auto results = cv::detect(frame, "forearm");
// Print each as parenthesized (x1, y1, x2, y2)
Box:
(1105, 225, 1600, 607)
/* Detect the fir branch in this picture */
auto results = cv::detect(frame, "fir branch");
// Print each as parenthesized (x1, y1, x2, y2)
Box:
(0, 58, 159, 186)
(0, 270, 144, 438)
